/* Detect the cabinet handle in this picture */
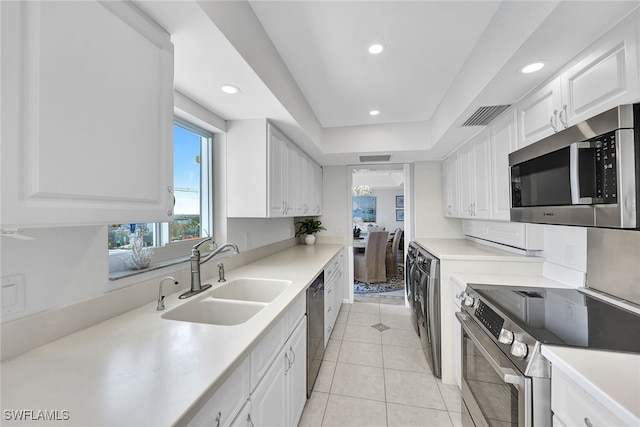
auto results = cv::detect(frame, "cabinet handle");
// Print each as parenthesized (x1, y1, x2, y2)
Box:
(284, 352, 291, 373)
(584, 418, 593, 427)
(559, 104, 568, 129)
(215, 411, 221, 427)
(550, 109, 559, 132)
(289, 345, 296, 366)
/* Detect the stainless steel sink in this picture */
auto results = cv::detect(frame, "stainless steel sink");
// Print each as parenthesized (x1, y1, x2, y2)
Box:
(161, 298, 266, 326)
(208, 278, 291, 303)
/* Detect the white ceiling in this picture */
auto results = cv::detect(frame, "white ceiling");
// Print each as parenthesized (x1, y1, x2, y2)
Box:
(134, 0, 640, 166)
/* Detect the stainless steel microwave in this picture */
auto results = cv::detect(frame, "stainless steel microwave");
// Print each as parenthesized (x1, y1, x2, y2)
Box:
(509, 104, 639, 229)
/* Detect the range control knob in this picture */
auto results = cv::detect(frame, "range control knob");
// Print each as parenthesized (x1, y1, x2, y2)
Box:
(511, 340, 528, 359)
(498, 328, 514, 345)
(463, 296, 475, 307)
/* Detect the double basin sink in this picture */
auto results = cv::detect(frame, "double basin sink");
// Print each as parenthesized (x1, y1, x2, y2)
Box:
(161, 278, 291, 326)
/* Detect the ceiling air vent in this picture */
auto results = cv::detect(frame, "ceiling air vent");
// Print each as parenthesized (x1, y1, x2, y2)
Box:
(359, 155, 391, 162)
(462, 105, 511, 127)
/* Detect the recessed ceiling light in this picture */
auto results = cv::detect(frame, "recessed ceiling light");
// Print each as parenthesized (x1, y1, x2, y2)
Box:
(368, 43, 385, 55)
(369, 110, 380, 116)
(521, 62, 545, 74)
(221, 84, 240, 94)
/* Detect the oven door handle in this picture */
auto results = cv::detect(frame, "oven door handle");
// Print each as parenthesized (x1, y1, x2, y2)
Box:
(456, 312, 524, 387)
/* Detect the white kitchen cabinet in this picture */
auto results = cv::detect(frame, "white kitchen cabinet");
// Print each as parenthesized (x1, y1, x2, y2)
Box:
(324, 252, 344, 346)
(561, 16, 639, 126)
(462, 220, 544, 251)
(489, 110, 518, 221)
(516, 79, 563, 148)
(1, 0, 174, 228)
(552, 366, 627, 427)
(458, 130, 492, 219)
(251, 316, 307, 427)
(186, 357, 251, 427)
(442, 152, 461, 218)
(227, 119, 322, 218)
(450, 277, 466, 388)
(517, 12, 639, 149)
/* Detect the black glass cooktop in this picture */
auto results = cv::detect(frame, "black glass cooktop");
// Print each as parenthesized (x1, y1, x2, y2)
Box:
(470, 284, 640, 354)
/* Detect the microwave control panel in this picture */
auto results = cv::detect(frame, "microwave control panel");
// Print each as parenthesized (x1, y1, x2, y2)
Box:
(591, 131, 618, 203)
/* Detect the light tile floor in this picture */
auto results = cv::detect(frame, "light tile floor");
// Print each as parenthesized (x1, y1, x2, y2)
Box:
(298, 293, 463, 427)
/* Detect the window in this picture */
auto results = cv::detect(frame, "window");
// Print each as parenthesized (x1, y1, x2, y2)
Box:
(108, 120, 213, 275)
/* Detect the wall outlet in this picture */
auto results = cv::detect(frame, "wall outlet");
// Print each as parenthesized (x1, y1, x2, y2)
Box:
(1, 274, 25, 316)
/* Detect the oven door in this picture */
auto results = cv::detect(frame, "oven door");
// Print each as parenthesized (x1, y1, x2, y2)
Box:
(456, 312, 532, 427)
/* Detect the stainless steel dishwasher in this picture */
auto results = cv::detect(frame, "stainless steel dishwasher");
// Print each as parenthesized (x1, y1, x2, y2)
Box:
(306, 271, 324, 397)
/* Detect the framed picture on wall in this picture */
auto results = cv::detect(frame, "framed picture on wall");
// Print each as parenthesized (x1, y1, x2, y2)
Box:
(396, 209, 404, 221)
(396, 195, 404, 208)
(353, 196, 376, 222)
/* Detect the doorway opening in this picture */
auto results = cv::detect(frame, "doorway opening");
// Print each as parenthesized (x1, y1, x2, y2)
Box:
(347, 164, 412, 304)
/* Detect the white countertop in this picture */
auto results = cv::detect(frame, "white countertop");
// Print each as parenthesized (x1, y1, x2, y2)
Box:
(542, 345, 640, 425)
(0, 244, 342, 426)
(415, 238, 542, 262)
(450, 272, 573, 289)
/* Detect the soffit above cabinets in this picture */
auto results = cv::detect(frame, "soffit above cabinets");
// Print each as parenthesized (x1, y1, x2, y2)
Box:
(135, 0, 640, 165)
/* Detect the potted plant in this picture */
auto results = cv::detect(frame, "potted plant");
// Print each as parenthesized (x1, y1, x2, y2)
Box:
(295, 218, 326, 245)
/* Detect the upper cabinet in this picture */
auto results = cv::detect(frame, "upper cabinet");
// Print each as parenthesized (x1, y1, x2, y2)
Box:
(227, 120, 322, 218)
(458, 130, 492, 219)
(517, 13, 639, 149)
(489, 110, 518, 221)
(516, 79, 563, 148)
(442, 152, 460, 218)
(1, 1, 174, 228)
(561, 19, 639, 126)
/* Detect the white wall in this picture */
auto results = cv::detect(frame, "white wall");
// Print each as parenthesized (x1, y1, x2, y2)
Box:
(228, 217, 294, 251)
(413, 161, 463, 238)
(319, 165, 349, 241)
(369, 188, 404, 232)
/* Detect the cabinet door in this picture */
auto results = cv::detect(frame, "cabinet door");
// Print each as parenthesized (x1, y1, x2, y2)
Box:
(287, 317, 307, 427)
(517, 78, 562, 148)
(251, 347, 287, 427)
(458, 144, 475, 218)
(562, 20, 639, 126)
(293, 150, 308, 216)
(268, 128, 287, 217)
(1, 1, 174, 228)
(313, 163, 323, 215)
(442, 153, 460, 218)
(489, 110, 518, 221)
(472, 131, 492, 219)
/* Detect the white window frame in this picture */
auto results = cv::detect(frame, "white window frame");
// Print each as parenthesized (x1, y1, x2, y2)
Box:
(108, 119, 214, 279)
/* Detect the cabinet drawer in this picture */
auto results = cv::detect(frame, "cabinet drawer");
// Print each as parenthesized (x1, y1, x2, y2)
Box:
(552, 367, 626, 427)
(187, 357, 250, 427)
(286, 293, 306, 334)
(250, 317, 285, 390)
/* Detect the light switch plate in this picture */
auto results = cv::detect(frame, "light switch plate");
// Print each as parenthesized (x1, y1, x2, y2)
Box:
(1, 274, 25, 316)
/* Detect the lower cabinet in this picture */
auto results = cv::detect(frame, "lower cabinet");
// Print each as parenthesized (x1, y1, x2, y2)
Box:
(552, 366, 626, 427)
(252, 317, 307, 427)
(187, 295, 307, 427)
(324, 252, 344, 346)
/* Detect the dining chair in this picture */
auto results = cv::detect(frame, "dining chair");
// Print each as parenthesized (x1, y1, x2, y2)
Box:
(385, 228, 403, 277)
(354, 231, 389, 283)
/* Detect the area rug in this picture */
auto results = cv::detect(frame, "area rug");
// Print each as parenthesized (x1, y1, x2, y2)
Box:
(354, 267, 404, 294)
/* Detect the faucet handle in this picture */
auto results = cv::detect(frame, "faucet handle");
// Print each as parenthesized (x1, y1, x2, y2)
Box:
(193, 237, 214, 251)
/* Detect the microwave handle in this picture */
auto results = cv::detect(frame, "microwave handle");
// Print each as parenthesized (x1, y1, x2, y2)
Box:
(569, 142, 604, 205)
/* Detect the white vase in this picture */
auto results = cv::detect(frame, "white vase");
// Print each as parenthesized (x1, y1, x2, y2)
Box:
(304, 234, 316, 245)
